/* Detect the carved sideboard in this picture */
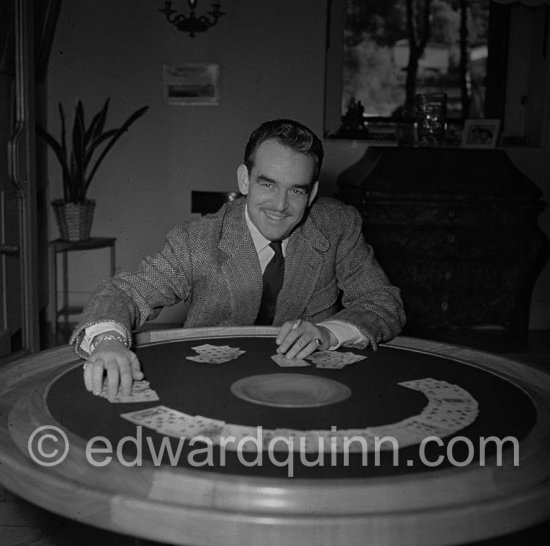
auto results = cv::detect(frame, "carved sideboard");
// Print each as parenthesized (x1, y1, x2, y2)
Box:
(337, 146, 550, 350)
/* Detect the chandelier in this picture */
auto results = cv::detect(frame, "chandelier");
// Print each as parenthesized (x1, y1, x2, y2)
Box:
(159, 1, 225, 38)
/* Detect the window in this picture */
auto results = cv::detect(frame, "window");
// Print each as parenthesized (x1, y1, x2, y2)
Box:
(324, 0, 511, 141)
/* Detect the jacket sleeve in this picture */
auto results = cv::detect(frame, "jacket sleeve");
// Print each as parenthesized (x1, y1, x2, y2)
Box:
(70, 224, 193, 352)
(327, 204, 406, 348)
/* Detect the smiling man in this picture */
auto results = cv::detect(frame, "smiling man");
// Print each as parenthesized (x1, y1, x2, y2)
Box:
(72, 119, 405, 398)
(238, 135, 319, 242)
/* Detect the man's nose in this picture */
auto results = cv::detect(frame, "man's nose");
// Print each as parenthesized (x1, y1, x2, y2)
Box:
(273, 190, 288, 211)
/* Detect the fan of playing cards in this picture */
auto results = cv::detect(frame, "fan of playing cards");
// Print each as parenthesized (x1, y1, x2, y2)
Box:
(186, 344, 246, 363)
(272, 350, 367, 368)
(98, 342, 479, 452)
(118, 380, 478, 453)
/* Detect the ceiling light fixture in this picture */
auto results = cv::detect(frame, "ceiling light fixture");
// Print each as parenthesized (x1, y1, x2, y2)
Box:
(159, 1, 225, 38)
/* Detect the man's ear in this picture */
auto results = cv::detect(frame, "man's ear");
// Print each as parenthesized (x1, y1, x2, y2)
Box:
(237, 164, 250, 195)
(307, 180, 319, 206)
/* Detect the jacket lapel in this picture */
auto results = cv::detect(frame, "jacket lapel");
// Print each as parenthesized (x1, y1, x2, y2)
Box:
(275, 213, 330, 323)
(218, 200, 263, 324)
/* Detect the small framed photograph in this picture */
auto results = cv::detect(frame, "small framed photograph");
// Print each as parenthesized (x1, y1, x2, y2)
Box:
(163, 64, 219, 105)
(461, 119, 501, 149)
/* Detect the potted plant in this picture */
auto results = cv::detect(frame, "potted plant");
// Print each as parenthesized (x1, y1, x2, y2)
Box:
(38, 99, 148, 241)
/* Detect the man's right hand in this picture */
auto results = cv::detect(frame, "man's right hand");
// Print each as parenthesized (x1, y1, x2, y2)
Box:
(83, 338, 143, 401)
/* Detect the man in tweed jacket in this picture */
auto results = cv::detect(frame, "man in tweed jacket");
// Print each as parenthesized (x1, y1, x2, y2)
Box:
(75, 119, 405, 398)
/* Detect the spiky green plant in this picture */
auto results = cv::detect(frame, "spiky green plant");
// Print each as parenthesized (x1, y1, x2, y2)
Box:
(37, 99, 148, 203)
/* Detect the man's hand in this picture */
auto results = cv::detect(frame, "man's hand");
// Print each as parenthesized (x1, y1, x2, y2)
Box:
(83, 339, 143, 401)
(275, 320, 338, 360)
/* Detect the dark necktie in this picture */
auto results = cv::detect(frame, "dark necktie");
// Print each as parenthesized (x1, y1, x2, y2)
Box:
(255, 241, 285, 325)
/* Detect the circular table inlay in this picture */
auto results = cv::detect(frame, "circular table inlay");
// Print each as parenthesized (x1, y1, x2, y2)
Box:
(230, 373, 352, 408)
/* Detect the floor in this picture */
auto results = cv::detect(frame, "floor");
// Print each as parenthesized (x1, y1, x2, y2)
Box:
(0, 327, 549, 545)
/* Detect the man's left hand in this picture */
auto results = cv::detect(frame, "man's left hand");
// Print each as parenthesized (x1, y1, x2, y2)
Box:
(276, 320, 337, 360)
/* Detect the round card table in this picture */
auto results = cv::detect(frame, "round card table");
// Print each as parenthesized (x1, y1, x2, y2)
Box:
(0, 327, 549, 545)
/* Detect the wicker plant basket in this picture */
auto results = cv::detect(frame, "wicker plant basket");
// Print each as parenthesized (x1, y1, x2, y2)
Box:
(52, 199, 96, 241)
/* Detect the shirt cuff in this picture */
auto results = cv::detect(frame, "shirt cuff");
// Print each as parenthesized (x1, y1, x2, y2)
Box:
(318, 320, 367, 350)
(80, 322, 128, 355)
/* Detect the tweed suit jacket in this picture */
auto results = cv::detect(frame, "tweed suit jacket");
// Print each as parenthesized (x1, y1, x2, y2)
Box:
(71, 197, 405, 350)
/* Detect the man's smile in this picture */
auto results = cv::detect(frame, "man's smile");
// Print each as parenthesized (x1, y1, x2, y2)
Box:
(263, 210, 290, 221)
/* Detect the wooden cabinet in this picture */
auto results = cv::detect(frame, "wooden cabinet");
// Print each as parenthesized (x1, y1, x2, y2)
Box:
(337, 146, 550, 350)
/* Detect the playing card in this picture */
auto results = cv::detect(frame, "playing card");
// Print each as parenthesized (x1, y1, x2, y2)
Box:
(187, 415, 227, 442)
(131, 380, 153, 393)
(187, 344, 245, 364)
(121, 405, 184, 429)
(307, 350, 366, 368)
(367, 423, 423, 449)
(100, 379, 160, 404)
(341, 352, 368, 364)
(314, 361, 346, 369)
(271, 354, 310, 367)
(306, 350, 340, 365)
(417, 400, 478, 430)
(192, 344, 244, 356)
(399, 416, 456, 439)
(186, 354, 235, 364)
(266, 428, 307, 452)
(260, 428, 281, 451)
(221, 424, 263, 451)
(191, 344, 222, 352)
(294, 431, 324, 453)
(336, 429, 373, 453)
(399, 378, 477, 405)
(122, 405, 220, 440)
(306, 430, 338, 453)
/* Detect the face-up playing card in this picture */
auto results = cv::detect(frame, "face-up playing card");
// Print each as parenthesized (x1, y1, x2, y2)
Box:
(398, 416, 456, 438)
(100, 379, 160, 404)
(220, 424, 263, 452)
(301, 431, 332, 453)
(187, 344, 245, 364)
(121, 405, 190, 435)
(121, 405, 228, 441)
(191, 415, 227, 441)
(400, 378, 478, 407)
(416, 400, 479, 430)
(314, 360, 346, 370)
(399, 378, 474, 401)
(307, 350, 367, 369)
(121, 405, 186, 431)
(271, 354, 310, 367)
(187, 354, 236, 364)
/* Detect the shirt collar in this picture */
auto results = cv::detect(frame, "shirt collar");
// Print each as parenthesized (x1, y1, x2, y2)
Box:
(245, 204, 287, 253)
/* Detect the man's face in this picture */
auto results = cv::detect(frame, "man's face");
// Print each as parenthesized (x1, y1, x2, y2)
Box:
(237, 139, 319, 241)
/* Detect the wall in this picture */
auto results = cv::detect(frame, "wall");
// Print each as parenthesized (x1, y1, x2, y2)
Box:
(47, 0, 550, 328)
(47, 0, 328, 324)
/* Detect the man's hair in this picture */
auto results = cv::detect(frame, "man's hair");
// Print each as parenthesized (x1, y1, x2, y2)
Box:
(244, 119, 324, 182)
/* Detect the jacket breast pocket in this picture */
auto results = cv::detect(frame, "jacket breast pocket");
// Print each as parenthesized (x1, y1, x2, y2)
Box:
(306, 279, 340, 317)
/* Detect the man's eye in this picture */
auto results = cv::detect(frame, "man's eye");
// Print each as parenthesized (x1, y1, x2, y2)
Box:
(259, 181, 273, 188)
(291, 188, 307, 196)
